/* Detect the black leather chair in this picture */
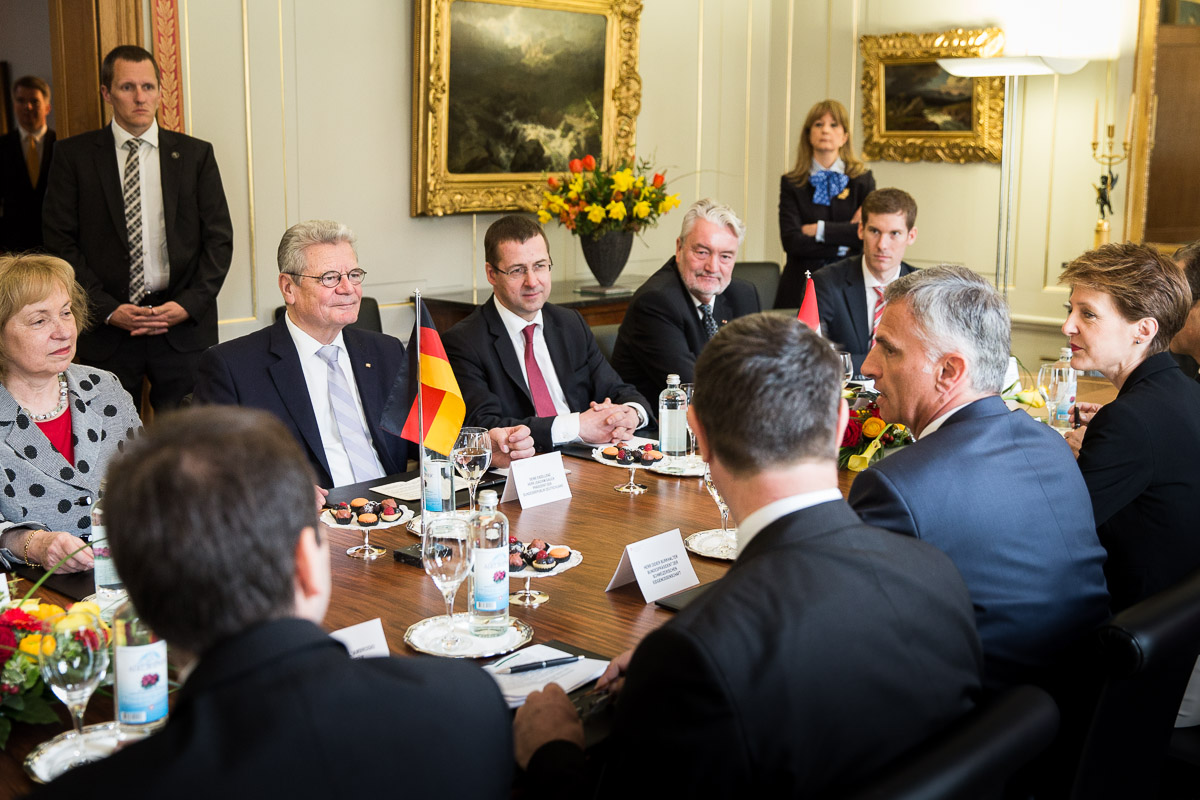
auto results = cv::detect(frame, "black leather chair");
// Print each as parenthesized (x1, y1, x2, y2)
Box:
(274, 296, 382, 333)
(1068, 568, 1200, 799)
(590, 323, 620, 363)
(838, 685, 1059, 800)
(732, 261, 781, 309)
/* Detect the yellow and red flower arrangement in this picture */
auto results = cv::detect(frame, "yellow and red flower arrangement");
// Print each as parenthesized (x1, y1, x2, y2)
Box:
(838, 400, 912, 471)
(538, 154, 681, 239)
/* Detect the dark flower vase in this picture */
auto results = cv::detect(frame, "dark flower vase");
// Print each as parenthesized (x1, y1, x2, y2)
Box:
(579, 230, 634, 287)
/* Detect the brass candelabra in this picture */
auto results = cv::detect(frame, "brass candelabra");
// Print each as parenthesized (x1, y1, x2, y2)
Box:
(1091, 98, 1133, 248)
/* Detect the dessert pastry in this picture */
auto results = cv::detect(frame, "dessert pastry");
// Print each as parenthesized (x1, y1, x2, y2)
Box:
(333, 504, 354, 524)
(601, 446, 619, 460)
(379, 498, 402, 522)
(639, 450, 664, 464)
(547, 545, 571, 564)
(508, 553, 526, 572)
(356, 512, 378, 526)
(349, 497, 369, 512)
(532, 553, 556, 572)
(528, 538, 547, 552)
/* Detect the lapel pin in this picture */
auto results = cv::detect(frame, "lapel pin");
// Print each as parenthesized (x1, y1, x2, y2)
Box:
(171, 151, 180, 159)
(365, 363, 372, 368)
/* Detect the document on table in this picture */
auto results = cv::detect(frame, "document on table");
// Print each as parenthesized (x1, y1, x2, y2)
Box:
(371, 468, 514, 501)
(484, 644, 608, 708)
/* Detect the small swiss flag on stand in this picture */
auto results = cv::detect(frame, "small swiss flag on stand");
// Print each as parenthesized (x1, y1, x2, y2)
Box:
(797, 270, 822, 335)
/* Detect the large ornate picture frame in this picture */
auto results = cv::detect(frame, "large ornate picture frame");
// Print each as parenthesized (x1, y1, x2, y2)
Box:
(412, 0, 643, 216)
(860, 28, 1005, 164)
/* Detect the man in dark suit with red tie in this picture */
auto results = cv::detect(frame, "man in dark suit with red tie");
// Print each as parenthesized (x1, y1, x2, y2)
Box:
(444, 215, 651, 453)
(811, 188, 919, 374)
(42, 45, 233, 410)
(0, 76, 56, 253)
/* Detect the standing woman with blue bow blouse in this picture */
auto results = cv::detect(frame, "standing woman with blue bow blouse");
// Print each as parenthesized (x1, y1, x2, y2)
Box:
(775, 100, 875, 309)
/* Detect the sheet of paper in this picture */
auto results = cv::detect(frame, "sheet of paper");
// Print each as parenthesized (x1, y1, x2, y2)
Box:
(483, 644, 608, 709)
(370, 476, 451, 502)
(508, 451, 572, 509)
(606, 528, 699, 603)
(330, 618, 389, 658)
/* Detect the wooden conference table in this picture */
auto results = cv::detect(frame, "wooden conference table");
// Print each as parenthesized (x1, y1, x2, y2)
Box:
(0, 378, 1114, 792)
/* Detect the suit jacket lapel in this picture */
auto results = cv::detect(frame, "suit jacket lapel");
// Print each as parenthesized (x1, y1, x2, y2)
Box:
(158, 130, 180, 242)
(96, 127, 127, 242)
(267, 320, 332, 479)
(484, 299, 534, 406)
(0, 384, 84, 491)
(671, 265, 708, 341)
(66, 372, 102, 486)
(841, 264, 870, 347)
(344, 331, 400, 462)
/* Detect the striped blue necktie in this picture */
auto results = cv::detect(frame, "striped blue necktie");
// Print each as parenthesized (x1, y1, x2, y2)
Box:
(317, 345, 383, 482)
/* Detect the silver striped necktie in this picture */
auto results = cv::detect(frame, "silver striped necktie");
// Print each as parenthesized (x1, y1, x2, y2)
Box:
(317, 345, 383, 482)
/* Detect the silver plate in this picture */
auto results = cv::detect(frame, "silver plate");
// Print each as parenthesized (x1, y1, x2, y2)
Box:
(24, 722, 121, 784)
(648, 455, 706, 477)
(509, 548, 583, 579)
(684, 529, 739, 561)
(403, 613, 533, 658)
(590, 447, 657, 470)
(405, 511, 472, 537)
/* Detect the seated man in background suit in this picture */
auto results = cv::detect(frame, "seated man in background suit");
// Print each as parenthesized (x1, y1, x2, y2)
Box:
(0, 75, 55, 254)
(514, 313, 982, 797)
(849, 265, 1110, 688)
(193, 220, 532, 487)
(33, 406, 515, 798)
(1170, 240, 1200, 379)
(610, 198, 760, 403)
(444, 215, 650, 453)
(812, 187, 919, 373)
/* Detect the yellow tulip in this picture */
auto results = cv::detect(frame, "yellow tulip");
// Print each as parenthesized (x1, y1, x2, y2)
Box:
(19, 634, 52, 657)
(862, 417, 887, 439)
(632, 200, 651, 219)
(585, 204, 606, 224)
(27, 603, 64, 621)
(606, 200, 627, 221)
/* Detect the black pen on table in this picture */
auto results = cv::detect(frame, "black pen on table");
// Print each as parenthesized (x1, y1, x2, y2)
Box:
(1073, 405, 1081, 429)
(495, 655, 584, 674)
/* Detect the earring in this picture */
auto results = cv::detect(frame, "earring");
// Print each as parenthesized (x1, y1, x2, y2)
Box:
(1135, 338, 1142, 344)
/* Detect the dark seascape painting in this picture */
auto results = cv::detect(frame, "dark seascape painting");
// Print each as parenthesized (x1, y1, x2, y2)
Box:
(883, 62, 974, 132)
(447, 2, 606, 174)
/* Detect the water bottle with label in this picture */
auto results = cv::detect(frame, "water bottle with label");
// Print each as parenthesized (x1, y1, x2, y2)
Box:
(1048, 347, 1078, 431)
(659, 374, 688, 460)
(91, 479, 124, 604)
(113, 599, 168, 738)
(468, 489, 509, 637)
(421, 446, 456, 521)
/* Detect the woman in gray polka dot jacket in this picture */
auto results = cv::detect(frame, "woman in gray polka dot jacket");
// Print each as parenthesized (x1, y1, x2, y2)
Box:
(0, 255, 141, 573)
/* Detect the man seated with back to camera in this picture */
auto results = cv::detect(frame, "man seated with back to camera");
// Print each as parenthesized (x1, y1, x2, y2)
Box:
(32, 406, 514, 799)
(513, 313, 982, 798)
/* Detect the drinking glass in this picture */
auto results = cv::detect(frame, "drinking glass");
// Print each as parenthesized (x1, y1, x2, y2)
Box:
(680, 383, 698, 464)
(703, 463, 736, 556)
(37, 611, 110, 769)
(1038, 364, 1069, 429)
(836, 351, 854, 387)
(452, 427, 492, 512)
(421, 516, 474, 651)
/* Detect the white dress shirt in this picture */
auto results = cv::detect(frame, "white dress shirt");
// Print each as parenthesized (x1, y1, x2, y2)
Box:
(284, 313, 386, 487)
(735, 488, 844, 549)
(861, 258, 901, 335)
(111, 120, 169, 293)
(811, 157, 849, 257)
(493, 300, 646, 444)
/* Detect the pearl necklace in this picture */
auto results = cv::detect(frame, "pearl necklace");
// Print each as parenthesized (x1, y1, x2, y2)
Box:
(25, 373, 69, 422)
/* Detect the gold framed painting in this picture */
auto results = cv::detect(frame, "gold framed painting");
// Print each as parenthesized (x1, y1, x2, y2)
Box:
(411, 0, 643, 216)
(860, 28, 1005, 164)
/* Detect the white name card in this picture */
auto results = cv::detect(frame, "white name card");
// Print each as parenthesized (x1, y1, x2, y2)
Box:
(606, 528, 699, 604)
(330, 617, 389, 659)
(501, 451, 572, 508)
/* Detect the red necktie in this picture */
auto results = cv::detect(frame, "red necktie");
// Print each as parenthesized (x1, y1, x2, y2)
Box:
(870, 286, 886, 347)
(523, 324, 557, 417)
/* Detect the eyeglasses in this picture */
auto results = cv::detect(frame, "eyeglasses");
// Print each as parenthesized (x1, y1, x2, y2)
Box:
(491, 260, 552, 280)
(286, 268, 367, 288)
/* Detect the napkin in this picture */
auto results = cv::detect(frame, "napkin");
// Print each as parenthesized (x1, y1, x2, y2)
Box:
(484, 644, 608, 708)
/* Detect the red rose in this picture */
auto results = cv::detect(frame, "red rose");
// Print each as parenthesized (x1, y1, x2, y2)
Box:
(547, 176, 559, 189)
(569, 159, 583, 174)
(652, 173, 664, 188)
(0, 625, 14, 669)
(841, 417, 863, 448)
(582, 154, 596, 171)
(0, 609, 38, 632)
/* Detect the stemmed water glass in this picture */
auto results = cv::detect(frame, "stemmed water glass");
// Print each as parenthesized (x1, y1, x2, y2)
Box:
(421, 516, 474, 652)
(452, 427, 492, 512)
(37, 611, 110, 770)
(703, 463, 737, 557)
(680, 383, 700, 468)
(836, 351, 854, 388)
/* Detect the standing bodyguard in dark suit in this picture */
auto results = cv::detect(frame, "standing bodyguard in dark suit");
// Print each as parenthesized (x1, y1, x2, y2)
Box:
(850, 265, 1110, 689)
(193, 220, 533, 488)
(42, 46, 233, 410)
(444, 215, 650, 453)
(812, 188, 920, 373)
(513, 313, 982, 797)
(0, 76, 56, 253)
(610, 198, 760, 403)
(32, 406, 515, 799)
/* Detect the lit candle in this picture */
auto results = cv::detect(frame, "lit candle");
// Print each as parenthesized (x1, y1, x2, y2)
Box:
(1093, 100, 1099, 143)
(1125, 92, 1136, 144)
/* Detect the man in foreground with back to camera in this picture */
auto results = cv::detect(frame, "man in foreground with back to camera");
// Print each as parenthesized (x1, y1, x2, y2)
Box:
(32, 406, 515, 798)
(513, 313, 983, 796)
(193, 219, 533, 488)
(849, 265, 1110, 689)
(444, 215, 651, 453)
(609, 198, 760, 403)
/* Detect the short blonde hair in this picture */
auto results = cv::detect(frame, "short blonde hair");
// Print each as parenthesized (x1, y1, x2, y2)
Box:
(0, 254, 91, 377)
(1060, 242, 1190, 354)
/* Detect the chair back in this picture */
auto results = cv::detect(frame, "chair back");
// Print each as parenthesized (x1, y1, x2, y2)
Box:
(839, 685, 1059, 800)
(591, 323, 620, 363)
(1069, 568, 1200, 799)
(274, 296, 383, 333)
(732, 261, 781, 309)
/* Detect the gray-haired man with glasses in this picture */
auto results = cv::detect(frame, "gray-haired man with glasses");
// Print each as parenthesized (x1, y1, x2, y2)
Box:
(193, 219, 534, 488)
(444, 215, 651, 453)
